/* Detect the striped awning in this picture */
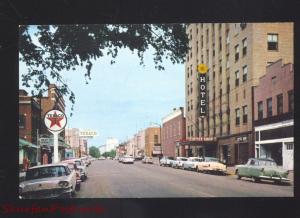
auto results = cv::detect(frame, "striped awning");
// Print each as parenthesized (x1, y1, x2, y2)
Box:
(19, 138, 38, 149)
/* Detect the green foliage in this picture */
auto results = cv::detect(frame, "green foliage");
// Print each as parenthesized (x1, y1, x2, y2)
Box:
(89, 146, 100, 158)
(102, 150, 116, 158)
(19, 24, 189, 116)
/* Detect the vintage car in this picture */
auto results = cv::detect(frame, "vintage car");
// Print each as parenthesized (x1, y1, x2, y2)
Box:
(122, 155, 134, 164)
(159, 156, 174, 167)
(19, 163, 77, 199)
(172, 157, 188, 169)
(63, 158, 87, 181)
(182, 157, 203, 170)
(195, 157, 227, 174)
(142, 156, 153, 164)
(235, 158, 290, 183)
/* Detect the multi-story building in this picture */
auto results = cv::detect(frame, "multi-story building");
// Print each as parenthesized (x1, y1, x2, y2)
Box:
(134, 129, 145, 157)
(253, 60, 294, 170)
(185, 23, 293, 165)
(145, 127, 161, 157)
(161, 107, 186, 157)
(65, 128, 86, 157)
(105, 137, 119, 152)
(19, 89, 41, 167)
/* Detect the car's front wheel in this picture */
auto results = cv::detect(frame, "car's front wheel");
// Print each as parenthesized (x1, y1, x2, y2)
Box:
(236, 170, 241, 179)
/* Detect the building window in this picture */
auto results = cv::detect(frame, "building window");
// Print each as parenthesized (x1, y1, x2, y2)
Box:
(190, 82, 193, 93)
(187, 101, 190, 111)
(219, 60, 222, 74)
(187, 67, 189, 78)
(201, 35, 204, 48)
(267, 98, 272, 117)
(235, 70, 239, 87)
(242, 105, 248, 124)
(19, 114, 26, 128)
(191, 100, 193, 110)
(267, 33, 278, 51)
(190, 51, 192, 59)
(190, 29, 192, 40)
(206, 29, 209, 43)
(288, 90, 294, 112)
(196, 41, 199, 54)
(258, 101, 263, 120)
(242, 38, 247, 56)
(235, 108, 240, 125)
(277, 94, 283, 115)
(154, 135, 159, 144)
(187, 85, 189, 95)
(235, 44, 239, 61)
(243, 65, 247, 82)
(286, 143, 294, 150)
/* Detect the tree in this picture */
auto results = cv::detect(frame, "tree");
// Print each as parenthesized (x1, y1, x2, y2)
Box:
(102, 150, 116, 158)
(19, 24, 189, 115)
(89, 146, 100, 158)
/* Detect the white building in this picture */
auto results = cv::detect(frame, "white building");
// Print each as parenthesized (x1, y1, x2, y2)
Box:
(105, 137, 119, 152)
(99, 145, 106, 155)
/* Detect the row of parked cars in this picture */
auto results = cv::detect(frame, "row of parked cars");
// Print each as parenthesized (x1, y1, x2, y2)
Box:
(159, 156, 290, 184)
(160, 156, 227, 175)
(19, 156, 95, 199)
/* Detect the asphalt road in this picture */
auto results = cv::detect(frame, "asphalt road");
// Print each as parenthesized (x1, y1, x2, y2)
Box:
(75, 159, 293, 198)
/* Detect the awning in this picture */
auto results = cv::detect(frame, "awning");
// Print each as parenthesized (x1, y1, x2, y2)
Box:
(19, 138, 38, 149)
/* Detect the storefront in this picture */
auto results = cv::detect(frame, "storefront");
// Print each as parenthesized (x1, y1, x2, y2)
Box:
(254, 119, 293, 170)
(176, 138, 217, 158)
(217, 131, 254, 166)
(19, 138, 38, 169)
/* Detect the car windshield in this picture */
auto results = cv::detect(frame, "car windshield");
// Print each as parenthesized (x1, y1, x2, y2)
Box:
(258, 160, 277, 166)
(168, 157, 174, 160)
(205, 157, 219, 162)
(25, 166, 68, 180)
(75, 161, 82, 166)
(180, 158, 188, 161)
(194, 158, 202, 162)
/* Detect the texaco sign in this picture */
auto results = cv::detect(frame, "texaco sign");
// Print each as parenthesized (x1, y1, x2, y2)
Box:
(44, 110, 67, 132)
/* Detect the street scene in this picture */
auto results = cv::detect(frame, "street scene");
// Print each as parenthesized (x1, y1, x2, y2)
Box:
(18, 23, 294, 198)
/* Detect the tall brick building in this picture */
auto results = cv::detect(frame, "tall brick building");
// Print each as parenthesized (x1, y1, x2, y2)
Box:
(185, 23, 293, 165)
(145, 127, 161, 157)
(161, 107, 186, 157)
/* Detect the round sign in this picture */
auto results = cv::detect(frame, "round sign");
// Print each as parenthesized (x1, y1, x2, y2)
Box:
(197, 63, 208, 74)
(44, 109, 67, 132)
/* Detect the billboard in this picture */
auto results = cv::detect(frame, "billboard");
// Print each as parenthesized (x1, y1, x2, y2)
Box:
(79, 129, 98, 138)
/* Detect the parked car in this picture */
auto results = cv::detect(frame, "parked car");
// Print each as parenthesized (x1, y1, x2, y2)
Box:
(98, 156, 106, 160)
(182, 157, 204, 170)
(142, 156, 153, 164)
(172, 157, 188, 169)
(122, 155, 134, 164)
(64, 158, 88, 181)
(64, 162, 81, 191)
(159, 156, 175, 167)
(81, 156, 91, 167)
(235, 158, 290, 183)
(195, 157, 227, 174)
(19, 163, 77, 199)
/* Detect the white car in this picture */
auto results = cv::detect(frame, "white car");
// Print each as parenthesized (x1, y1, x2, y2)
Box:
(142, 156, 153, 164)
(122, 155, 134, 164)
(159, 156, 175, 166)
(19, 163, 77, 199)
(172, 157, 188, 169)
(70, 159, 88, 181)
(182, 157, 204, 170)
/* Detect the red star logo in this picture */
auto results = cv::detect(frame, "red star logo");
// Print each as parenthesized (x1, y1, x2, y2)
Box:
(47, 111, 64, 128)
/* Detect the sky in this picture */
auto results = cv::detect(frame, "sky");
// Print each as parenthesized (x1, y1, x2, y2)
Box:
(19, 26, 185, 147)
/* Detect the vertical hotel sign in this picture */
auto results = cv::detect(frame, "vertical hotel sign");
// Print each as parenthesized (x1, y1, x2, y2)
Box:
(197, 64, 208, 116)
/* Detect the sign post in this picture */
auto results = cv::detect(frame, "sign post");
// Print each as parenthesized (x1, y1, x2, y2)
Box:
(44, 110, 67, 163)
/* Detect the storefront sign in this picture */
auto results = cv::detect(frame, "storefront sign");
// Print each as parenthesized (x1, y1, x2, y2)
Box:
(236, 136, 248, 143)
(190, 137, 216, 141)
(79, 129, 98, 138)
(197, 64, 208, 116)
(153, 145, 162, 155)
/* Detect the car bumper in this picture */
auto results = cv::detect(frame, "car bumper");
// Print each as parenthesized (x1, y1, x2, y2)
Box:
(259, 175, 290, 182)
(20, 188, 73, 199)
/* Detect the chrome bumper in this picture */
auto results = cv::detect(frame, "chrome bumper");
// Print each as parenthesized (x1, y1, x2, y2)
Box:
(259, 175, 290, 182)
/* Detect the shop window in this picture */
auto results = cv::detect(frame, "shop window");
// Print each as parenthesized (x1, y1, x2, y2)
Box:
(235, 108, 240, 125)
(267, 33, 278, 51)
(19, 114, 26, 128)
(267, 98, 272, 117)
(288, 90, 294, 112)
(258, 101, 263, 120)
(286, 143, 294, 150)
(277, 94, 283, 115)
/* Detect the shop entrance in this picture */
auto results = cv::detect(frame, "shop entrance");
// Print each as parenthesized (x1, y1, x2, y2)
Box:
(222, 145, 229, 164)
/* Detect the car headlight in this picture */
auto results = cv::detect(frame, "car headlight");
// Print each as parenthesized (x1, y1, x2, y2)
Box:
(58, 181, 69, 188)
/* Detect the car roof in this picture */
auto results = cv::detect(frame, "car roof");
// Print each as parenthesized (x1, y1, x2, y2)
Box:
(250, 158, 275, 161)
(29, 163, 68, 169)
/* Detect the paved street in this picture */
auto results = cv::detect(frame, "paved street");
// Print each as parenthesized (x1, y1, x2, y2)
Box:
(75, 159, 293, 198)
